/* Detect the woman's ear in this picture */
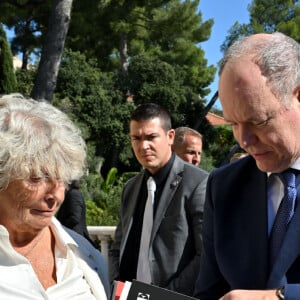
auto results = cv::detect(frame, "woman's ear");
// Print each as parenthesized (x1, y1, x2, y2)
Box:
(294, 84, 300, 102)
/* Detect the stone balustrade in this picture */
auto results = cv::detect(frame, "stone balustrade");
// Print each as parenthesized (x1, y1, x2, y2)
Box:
(87, 226, 116, 263)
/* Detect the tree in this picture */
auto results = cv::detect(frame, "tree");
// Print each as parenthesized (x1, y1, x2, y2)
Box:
(0, 23, 17, 94)
(145, 0, 215, 97)
(2, 0, 223, 172)
(221, 0, 300, 52)
(67, 0, 216, 98)
(31, 0, 73, 101)
(125, 55, 184, 111)
(0, 0, 51, 70)
(67, 0, 171, 72)
(54, 49, 135, 174)
(63, 0, 217, 171)
(0, 0, 74, 102)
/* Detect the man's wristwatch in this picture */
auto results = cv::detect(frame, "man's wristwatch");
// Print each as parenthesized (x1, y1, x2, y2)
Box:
(276, 286, 285, 299)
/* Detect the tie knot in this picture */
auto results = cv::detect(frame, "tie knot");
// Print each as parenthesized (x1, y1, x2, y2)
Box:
(147, 176, 156, 192)
(280, 169, 296, 188)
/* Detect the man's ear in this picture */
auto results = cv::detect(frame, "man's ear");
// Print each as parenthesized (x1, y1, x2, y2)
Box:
(168, 129, 175, 145)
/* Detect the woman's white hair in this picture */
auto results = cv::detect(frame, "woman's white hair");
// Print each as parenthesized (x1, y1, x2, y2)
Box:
(0, 94, 87, 190)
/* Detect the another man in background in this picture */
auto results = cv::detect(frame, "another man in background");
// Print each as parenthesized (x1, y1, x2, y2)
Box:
(56, 180, 95, 246)
(109, 103, 208, 296)
(194, 32, 300, 300)
(172, 127, 203, 166)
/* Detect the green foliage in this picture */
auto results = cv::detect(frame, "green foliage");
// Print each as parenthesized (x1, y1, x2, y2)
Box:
(82, 171, 120, 226)
(85, 200, 105, 225)
(15, 68, 35, 96)
(199, 151, 215, 173)
(278, 5, 300, 41)
(2, 1, 234, 179)
(220, 22, 252, 53)
(249, 0, 298, 33)
(102, 167, 118, 193)
(0, 0, 248, 232)
(55, 48, 220, 174)
(55, 49, 135, 173)
(82, 168, 138, 226)
(208, 125, 236, 167)
(222, 0, 300, 53)
(126, 54, 184, 110)
(67, 0, 215, 97)
(124, 54, 215, 142)
(0, 1, 51, 69)
(2, 1, 223, 174)
(146, 0, 216, 97)
(0, 24, 17, 93)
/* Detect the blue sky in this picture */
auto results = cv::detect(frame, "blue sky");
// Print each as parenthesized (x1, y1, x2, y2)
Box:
(199, 0, 251, 109)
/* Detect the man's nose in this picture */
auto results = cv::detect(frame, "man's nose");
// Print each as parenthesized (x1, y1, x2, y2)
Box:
(235, 126, 257, 148)
(141, 140, 151, 150)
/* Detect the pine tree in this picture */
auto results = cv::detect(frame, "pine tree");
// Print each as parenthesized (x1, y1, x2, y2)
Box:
(0, 24, 17, 94)
(221, 0, 300, 51)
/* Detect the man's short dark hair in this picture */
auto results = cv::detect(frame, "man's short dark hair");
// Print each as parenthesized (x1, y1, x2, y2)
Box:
(130, 103, 172, 132)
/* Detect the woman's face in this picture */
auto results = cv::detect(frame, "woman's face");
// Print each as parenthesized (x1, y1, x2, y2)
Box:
(0, 177, 65, 233)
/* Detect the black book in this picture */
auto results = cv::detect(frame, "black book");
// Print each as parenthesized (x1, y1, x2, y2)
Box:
(126, 280, 197, 300)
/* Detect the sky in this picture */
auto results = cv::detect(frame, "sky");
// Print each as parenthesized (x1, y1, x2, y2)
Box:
(198, 0, 251, 109)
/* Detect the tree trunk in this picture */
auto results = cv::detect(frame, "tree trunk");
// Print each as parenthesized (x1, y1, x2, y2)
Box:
(31, 0, 73, 102)
(21, 48, 29, 70)
(120, 32, 129, 75)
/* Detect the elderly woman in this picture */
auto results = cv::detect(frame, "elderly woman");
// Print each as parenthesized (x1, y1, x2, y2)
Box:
(0, 94, 109, 299)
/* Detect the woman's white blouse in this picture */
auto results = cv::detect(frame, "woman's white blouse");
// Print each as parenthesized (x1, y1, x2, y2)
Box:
(0, 219, 107, 300)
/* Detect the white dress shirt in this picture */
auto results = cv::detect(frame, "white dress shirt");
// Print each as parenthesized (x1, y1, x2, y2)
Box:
(0, 218, 107, 300)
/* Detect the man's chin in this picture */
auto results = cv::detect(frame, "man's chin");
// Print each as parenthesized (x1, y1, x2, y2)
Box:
(255, 160, 281, 173)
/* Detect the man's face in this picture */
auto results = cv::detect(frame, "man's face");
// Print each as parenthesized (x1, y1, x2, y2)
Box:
(130, 117, 175, 174)
(176, 134, 202, 166)
(219, 56, 300, 173)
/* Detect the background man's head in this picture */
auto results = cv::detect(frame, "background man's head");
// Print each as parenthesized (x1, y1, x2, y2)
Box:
(172, 127, 203, 166)
(129, 103, 175, 174)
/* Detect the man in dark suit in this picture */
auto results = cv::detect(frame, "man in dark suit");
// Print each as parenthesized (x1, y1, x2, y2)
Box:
(109, 103, 208, 296)
(194, 32, 300, 299)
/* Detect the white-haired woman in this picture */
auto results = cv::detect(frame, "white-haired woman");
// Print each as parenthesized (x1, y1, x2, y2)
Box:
(0, 94, 109, 299)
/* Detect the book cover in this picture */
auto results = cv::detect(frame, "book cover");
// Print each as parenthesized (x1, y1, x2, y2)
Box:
(111, 281, 126, 300)
(119, 281, 132, 300)
(126, 280, 198, 300)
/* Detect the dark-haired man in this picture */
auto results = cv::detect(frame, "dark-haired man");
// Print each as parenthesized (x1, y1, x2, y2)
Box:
(109, 103, 208, 296)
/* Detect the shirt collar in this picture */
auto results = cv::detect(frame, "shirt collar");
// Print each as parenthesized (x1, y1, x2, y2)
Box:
(146, 152, 175, 187)
(267, 157, 300, 177)
(50, 217, 78, 255)
(0, 217, 78, 257)
(290, 157, 300, 171)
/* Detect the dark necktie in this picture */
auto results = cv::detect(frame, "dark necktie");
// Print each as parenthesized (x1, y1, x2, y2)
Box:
(269, 169, 297, 267)
(136, 176, 156, 283)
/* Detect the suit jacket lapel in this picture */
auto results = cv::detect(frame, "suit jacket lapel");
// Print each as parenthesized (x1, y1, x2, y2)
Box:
(151, 157, 183, 242)
(120, 171, 145, 258)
